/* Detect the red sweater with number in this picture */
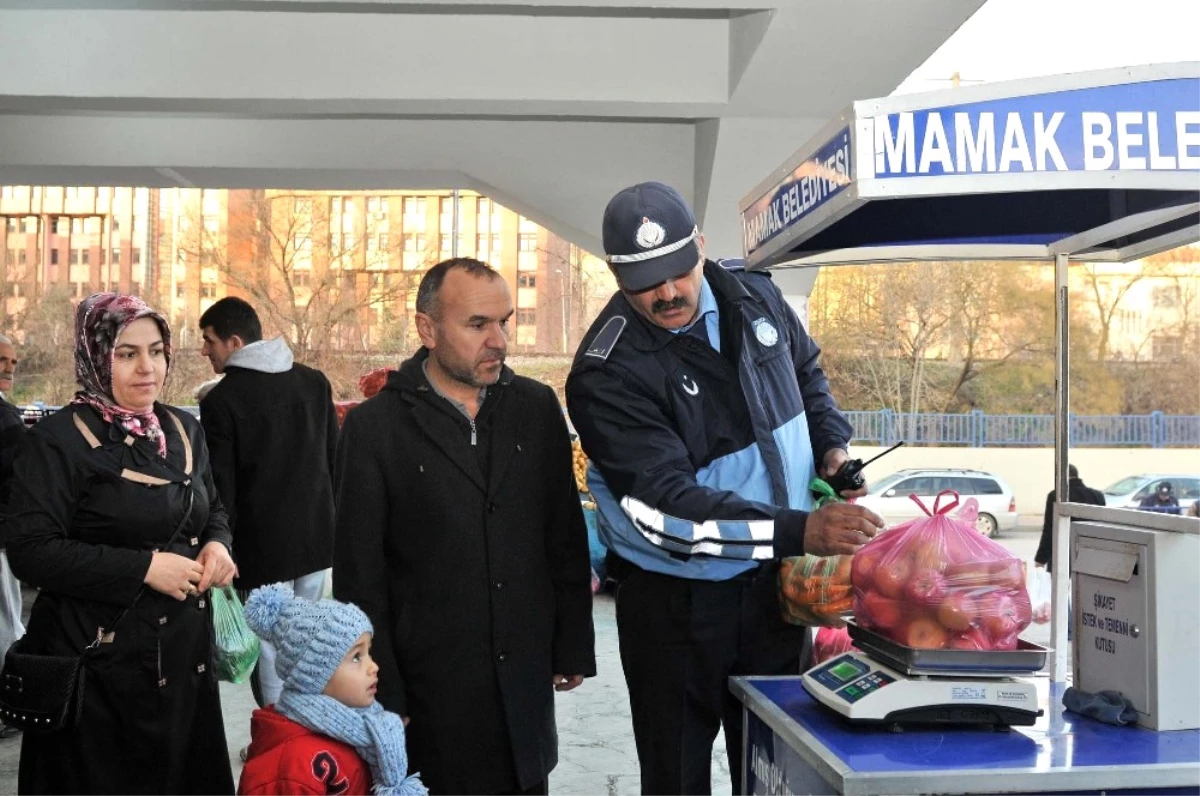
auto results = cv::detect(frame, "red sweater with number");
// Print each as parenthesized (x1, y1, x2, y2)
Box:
(238, 706, 373, 796)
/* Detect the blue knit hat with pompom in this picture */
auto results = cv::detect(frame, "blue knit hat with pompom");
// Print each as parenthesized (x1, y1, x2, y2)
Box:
(243, 583, 373, 695)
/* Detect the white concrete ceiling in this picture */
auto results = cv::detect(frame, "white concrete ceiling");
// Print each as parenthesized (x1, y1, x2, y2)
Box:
(0, 0, 985, 256)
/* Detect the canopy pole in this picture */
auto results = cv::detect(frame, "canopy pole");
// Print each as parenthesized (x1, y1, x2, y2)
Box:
(1050, 251, 1071, 682)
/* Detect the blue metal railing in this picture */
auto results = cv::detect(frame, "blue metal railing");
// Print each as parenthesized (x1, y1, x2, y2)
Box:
(844, 409, 1199, 448)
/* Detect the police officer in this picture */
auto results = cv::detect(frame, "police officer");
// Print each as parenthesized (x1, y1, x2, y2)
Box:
(566, 182, 883, 795)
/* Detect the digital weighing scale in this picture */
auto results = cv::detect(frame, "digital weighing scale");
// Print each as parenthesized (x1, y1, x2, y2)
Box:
(801, 620, 1048, 727)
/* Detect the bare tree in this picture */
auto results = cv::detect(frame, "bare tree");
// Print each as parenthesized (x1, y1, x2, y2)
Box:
(177, 191, 425, 365)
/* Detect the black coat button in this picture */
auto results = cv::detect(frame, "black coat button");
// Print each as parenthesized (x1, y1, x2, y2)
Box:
(497, 652, 507, 662)
(493, 580, 504, 590)
(488, 502, 498, 514)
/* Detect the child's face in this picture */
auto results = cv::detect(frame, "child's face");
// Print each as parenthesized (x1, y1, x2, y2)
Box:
(323, 632, 379, 709)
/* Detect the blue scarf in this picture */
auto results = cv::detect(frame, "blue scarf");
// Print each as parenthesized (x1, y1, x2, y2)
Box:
(277, 692, 427, 795)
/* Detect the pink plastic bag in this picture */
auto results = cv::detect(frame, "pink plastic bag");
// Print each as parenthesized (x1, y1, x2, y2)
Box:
(813, 626, 858, 665)
(851, 491, 1032, 651)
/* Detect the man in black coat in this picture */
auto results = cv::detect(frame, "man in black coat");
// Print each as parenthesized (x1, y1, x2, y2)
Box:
(0, 334, 25, 739)
(199, 298, 338, 708)
(333, 258, 596, 795)
(1036, 464, 1105, 568)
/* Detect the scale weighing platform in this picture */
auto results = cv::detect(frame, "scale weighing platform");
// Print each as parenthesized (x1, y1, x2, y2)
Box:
(801, 620, 1046, 727)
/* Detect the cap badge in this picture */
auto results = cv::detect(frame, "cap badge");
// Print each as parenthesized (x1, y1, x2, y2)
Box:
(635, 218, 666, 249)
(753, 318, 779, 347)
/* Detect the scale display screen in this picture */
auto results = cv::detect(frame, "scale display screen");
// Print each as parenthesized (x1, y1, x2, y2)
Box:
(811, 655, 870, 692)
(828, 661, 861, 683)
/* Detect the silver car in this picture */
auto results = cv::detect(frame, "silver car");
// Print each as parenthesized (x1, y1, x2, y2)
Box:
(855, 468, 1019, 537)
(1101, 474, 1199, 514)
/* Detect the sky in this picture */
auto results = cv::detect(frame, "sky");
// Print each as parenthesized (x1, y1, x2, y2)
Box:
(894, 0, 1200, 95)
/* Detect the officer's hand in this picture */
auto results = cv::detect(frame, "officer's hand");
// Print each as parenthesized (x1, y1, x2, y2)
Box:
(803, 502, 884, 556)
(553, 674, 585, 692)
(821, 448, 869, 498)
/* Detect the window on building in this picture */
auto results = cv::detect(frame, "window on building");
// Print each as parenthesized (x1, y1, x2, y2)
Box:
(71, 217, 83, 234)
(293, 269, 312, 289)
(132, 249, 141, 265)
(1152, 285, 1179, 309)
(50, 249, 59, 265)
(70, 249, 79, 265)
(81, 249, 89, 265)
(200, 284, 217, 299)
(367, 197, 388, 217)
(203, 216, 220, 234)
(176, 284, 186, 298)
(23, 216, 37, 234)
(0, 187, 10, 199)
(17, 250, 25, 266)
(85, 216, 99, 235)
(1153, 335, 1183, 361)
(518, 233, 537, 251)
(74, 281, 89, 298)
(518, 274, 536, 288)
(403, 197, 426, 218)
(202, 190, 220, 215)
(112, 217, 120, 234)
(517, 308, 537, 325)
(404, 233, 425, 252)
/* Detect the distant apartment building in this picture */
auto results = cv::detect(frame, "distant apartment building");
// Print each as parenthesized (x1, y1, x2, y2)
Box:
(1, 185, 615, 354)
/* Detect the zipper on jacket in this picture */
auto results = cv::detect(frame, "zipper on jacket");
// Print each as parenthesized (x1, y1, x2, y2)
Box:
(469, 417, 477, 446)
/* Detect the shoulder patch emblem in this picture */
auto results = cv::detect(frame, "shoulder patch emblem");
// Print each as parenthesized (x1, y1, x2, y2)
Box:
(584, 316, 627, 360)
(753, 317, 779, 347)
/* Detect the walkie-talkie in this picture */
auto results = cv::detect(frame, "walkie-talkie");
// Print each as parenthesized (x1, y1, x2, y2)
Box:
(825, 441, 905, 495)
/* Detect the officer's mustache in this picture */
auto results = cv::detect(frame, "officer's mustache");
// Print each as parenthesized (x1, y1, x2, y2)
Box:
(652, 296, 689, 315)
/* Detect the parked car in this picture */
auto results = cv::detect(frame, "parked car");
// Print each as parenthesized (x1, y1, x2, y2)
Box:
(1100, 473, 1199, 514)
(855, 468, 1018, 537)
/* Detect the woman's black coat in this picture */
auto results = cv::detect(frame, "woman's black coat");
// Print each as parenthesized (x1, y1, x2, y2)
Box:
(5, 403, 235, 795)
(333, 353, 597, 794)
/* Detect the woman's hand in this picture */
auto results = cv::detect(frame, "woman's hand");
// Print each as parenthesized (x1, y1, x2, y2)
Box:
(145, 552, 204, 601)
(196, 542, 237, 592)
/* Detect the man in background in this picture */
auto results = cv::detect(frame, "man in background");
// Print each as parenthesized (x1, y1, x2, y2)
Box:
(0, 334, 26, 739)
(1139, 481, 1181, 515)
(1035, 463, 1105, 569)
(198, 297, 339, 709)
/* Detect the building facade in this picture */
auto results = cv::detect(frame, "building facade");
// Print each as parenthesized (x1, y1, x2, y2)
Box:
(1, 185, 616, 354)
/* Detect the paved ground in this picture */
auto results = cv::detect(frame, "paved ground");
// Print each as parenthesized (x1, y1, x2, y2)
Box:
(0, 526, 1050, 794)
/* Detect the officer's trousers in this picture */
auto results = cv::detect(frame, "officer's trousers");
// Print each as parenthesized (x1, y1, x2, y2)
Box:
(614, 559, 810, 795)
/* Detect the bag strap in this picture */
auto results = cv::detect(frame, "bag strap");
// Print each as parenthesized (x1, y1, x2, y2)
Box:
(84, 487, 196, 653)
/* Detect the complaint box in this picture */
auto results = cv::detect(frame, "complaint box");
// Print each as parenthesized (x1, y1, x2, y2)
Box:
(1071, 519, 1199, 731)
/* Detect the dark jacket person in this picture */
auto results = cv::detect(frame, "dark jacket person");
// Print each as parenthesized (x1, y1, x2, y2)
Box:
(333, 258, 596, 794)
(199, 297, 338, 707)
(1036, 464, 1105, 568)
(6, 293, 236, 794)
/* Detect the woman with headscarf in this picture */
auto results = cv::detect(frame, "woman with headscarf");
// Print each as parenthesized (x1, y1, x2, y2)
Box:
(5, 293, 237, 794)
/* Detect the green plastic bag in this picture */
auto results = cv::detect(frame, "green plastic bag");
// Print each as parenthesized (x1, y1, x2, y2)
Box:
(212, 586, 260, 684)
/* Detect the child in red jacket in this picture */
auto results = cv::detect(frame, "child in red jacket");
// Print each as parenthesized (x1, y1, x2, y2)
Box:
(238, 584, 427, 796)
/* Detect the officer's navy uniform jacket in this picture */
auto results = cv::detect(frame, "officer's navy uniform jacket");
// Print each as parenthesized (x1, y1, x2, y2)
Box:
(566, 259, 852, 580)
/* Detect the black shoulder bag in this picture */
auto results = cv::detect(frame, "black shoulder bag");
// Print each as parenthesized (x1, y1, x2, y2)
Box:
(0, 488, 195, 733)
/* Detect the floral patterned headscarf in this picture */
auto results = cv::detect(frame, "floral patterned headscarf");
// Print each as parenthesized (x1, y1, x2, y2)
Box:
(70, 293, 173, 457)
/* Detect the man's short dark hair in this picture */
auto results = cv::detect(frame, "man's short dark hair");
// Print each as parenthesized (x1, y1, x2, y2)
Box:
(199, 297, 263, 343)
(415, 258, 500, 320)
(1068, 464, 1079, 479)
